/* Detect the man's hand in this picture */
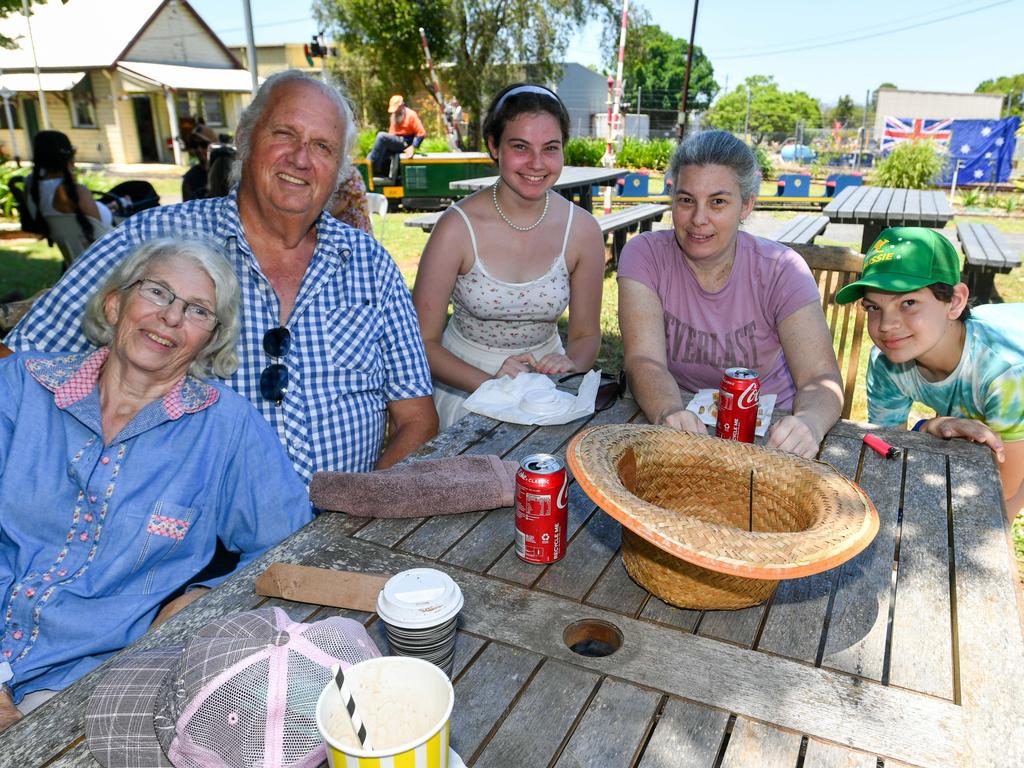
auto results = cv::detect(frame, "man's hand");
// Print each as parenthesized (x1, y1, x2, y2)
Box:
(401, 145, 416, 159)
(0, 688, 21, 733)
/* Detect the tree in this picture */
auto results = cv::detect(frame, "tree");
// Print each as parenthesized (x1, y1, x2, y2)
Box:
(976, 73, 1024, 117)
(703, 76, 821, 144)
(831, 94, 856, 126)
(617, 22, 717, 113)
(317, 0, 614, 147)
(1, 1, 47, 49)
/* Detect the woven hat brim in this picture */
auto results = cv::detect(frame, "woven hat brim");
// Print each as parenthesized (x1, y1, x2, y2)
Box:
(85, 647, 180, 768)
(567, 425, 879, 581)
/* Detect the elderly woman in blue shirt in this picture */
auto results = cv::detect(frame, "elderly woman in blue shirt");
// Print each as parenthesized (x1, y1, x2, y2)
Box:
(0, 239, 312, 730)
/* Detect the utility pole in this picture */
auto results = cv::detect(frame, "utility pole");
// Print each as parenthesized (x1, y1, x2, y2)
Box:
(241, 0, 259, 96)
(22, 0, 50, 129)
(677, 0, 700, 140)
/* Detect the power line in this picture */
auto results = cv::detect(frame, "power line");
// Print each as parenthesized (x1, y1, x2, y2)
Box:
(713, 0, 1014, 60)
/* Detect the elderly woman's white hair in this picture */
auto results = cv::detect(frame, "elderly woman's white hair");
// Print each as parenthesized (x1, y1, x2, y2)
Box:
(229, 69, 357, 190)
(81, 239, 241, 379)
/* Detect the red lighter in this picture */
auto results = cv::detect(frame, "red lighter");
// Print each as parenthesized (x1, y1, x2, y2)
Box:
(864, 433, 901, 459)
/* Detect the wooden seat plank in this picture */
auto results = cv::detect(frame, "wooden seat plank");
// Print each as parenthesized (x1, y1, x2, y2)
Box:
(772, 215, 829, 244)
(553, 678, 662, 767)
(636, 698, 730, 768)
(404, 210, 443, 232)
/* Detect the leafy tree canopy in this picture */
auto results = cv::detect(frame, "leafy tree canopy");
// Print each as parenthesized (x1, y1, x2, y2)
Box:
(976, 73, 1024, 117)
(703, 75, 821, 144)
(1, 1, 47, 50)
(317, 0, 613, 147)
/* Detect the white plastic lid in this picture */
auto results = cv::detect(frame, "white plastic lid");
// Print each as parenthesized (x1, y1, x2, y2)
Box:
(376, 568, 464, 629)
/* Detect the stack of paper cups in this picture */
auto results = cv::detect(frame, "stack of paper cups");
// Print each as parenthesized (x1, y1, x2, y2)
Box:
(376, 568, 464, 677)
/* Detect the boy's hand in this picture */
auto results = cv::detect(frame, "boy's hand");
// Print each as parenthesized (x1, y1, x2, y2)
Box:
(920, 417, 1006, 462)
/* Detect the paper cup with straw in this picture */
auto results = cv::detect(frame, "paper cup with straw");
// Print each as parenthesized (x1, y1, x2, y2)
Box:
(316, 656, 454, 768)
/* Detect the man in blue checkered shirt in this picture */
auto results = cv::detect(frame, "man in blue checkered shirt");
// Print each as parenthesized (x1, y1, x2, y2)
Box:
(6, 71, 438, 483)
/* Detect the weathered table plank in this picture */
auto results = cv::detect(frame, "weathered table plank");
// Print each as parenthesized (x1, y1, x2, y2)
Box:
(585, 553, 650, 616)
(802, 738, 878, 768)
(720, 718, 802, 767)
(636, 697, 729, 767)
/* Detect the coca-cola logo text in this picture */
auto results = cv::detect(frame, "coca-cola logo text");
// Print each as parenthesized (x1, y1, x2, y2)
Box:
(736, 383, 760, 410)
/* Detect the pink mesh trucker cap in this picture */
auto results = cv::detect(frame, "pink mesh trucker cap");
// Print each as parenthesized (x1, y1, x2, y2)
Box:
(85, 607, 380, 768)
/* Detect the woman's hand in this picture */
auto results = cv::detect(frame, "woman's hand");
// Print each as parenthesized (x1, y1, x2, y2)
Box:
(767, 414, 821, 458)
(920, 417, 1006, 462)
(532, 353, 575, 375)
(0, 689, 21, 733)
(658, 406, 706, 434)
(494, 353, 536, 379)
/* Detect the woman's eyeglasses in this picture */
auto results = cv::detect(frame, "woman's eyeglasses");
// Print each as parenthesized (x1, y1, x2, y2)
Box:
(260, 326, 291, 405)
(128, 279, 219, 330)
(558, 370, 626, 412)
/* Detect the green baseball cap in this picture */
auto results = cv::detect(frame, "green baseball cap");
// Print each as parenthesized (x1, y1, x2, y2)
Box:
(834, 227, 961, 305)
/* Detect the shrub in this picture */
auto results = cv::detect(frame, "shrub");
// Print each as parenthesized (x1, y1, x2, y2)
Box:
(872, 140, 946, 189)
(354, 127, 377, 158)
(0, 165, 32, 218)
(563, 137, 605, 167)
(1004, 195, 1019, 213)
(752, 144, 773, 181)
(616, 138, 675, 170)
(419, 136, 451, 153)
(959, 188, 982, 207)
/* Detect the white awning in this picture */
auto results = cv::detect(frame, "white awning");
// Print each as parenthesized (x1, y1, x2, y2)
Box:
(116, 62, 254, 92)
(0, 72, 86, 92)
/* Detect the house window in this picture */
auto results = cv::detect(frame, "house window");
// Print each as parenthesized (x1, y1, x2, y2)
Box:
(70, 74, 97, 128)
(199, 92, 224, 126)
(175, 92, 192, 120)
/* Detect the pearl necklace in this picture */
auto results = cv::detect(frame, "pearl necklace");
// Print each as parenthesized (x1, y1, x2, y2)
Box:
(492, 180, 549, 232)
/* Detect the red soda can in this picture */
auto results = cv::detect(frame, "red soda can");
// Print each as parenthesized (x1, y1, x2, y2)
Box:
(515, 453, 568, 564)
(715, 367, 760, 443)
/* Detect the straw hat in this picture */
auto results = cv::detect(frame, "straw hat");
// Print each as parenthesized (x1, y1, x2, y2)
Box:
(567, 425, 879, 610)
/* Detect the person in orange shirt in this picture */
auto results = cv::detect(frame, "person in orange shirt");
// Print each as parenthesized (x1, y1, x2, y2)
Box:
(368, 94, 427, 177)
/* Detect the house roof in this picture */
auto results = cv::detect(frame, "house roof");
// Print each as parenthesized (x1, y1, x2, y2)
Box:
(0, 0, 241, 71)
(0, 72, 86, 92)
(118, 62, 253, 92)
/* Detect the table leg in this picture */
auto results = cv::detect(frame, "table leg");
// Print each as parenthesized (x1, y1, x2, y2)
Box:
(577, 184, 593, 212)
(860, 222, 885, 254)
(963, 267, 1001, 305)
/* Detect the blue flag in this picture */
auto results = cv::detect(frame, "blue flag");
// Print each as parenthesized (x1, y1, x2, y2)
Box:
(941, 117, 1020, 184)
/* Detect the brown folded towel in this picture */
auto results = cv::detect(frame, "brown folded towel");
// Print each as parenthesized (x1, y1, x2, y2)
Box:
(310, 455, 520, 517)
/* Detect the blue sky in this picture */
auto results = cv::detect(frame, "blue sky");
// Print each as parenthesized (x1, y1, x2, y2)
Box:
(190, 0, 1023, 105)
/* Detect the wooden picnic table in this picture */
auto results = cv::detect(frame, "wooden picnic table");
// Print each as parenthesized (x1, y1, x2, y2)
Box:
(4, 398, 1023, 767)
(448, 166, 628, 213)
(823, 185, 955, 253)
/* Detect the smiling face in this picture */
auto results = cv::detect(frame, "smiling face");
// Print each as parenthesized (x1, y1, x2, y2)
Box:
(862, 286, 968, 373)
(487, 112, 564, 201)
(671, 163, 755, 265)
(241, 80, 345, 218)
(104, 257, 216, 385)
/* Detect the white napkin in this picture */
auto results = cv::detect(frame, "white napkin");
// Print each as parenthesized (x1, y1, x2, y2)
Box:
(685, 388, 777, 437)
(463, 370, 601, 425)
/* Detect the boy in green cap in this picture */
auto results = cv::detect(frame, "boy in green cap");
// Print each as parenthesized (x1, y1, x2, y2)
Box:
(835, 226, 1024, 521)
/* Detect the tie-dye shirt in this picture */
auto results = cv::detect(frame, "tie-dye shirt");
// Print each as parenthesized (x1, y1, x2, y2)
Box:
(867, 303, 1024, 441)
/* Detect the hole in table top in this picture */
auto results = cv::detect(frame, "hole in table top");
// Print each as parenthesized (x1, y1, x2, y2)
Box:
(563, 619, 623, 657)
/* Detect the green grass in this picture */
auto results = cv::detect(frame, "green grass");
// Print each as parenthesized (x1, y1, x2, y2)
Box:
(0, 239, 62, 299)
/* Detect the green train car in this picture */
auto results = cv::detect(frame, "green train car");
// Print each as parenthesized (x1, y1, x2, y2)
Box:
(355, 153, 496, 211)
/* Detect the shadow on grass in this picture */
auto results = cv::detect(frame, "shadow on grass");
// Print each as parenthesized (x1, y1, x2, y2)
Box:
(0, 240, 62, 298)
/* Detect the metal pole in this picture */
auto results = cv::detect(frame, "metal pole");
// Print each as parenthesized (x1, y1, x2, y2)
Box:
(241, 0, 259, 96)
(164, 87, 182, 166)
(636, 86, 641, 115)
(610, 0, 629, 152)
(743, 87, 751, 143)
(22, 0, 50, 129)
(0, 92, 18, 161)
(678, 0, 700, 139)
(949, 159, 962, 204)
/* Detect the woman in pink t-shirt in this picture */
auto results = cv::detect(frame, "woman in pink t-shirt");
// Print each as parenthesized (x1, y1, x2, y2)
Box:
(618, 130, 842, 457)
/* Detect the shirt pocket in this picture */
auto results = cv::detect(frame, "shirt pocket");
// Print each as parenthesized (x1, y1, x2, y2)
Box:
(326, 304, 386, 383)
(118, 501, 202, 596)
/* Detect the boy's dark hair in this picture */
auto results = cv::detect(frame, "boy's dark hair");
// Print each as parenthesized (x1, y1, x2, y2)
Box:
(927, 283, 971, 321)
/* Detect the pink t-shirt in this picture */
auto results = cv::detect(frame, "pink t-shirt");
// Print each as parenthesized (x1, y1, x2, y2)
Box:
(618, 229, 820, 409)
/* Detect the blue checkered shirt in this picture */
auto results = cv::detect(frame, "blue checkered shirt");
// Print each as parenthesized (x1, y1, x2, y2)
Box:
(6, 192, 433, 482)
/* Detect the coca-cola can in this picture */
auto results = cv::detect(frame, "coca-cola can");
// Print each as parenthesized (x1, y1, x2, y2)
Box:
(515, 453, 568, 564)
(715, 367, 760, 443)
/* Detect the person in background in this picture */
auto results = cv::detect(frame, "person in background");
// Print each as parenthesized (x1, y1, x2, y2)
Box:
(329, 164, 373, 234)
(6, 70, 437, 482)
(618, 130, 843, 458)
(181, 123, 220, 202)
(25, 130, 116, 268)
(834, 226, 1024, 521)
(0, 239, 311, 731)
(413, 83, 604, 429)
(367, 94, 426, 178)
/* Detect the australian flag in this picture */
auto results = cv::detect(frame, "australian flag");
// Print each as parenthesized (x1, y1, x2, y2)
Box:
(881, 115, 1020, 184)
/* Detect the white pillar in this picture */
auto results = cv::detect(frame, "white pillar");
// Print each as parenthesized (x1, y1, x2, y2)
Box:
(164, 87, 182, 166)
(22, 0, 50, 129)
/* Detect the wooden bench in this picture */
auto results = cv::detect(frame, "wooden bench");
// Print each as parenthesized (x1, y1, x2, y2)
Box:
(956, 222, 1021, 304)
(599, 202, 670, 265)
(405, 210, 444, 233)
(771, 214, 829, 244)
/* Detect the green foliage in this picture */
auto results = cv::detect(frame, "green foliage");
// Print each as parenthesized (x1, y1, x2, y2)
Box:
(616, 138, 674, 170)
(0, 165, 32, 218)
(614, 18, 717, 112)
(1004, 195, 1019, 213)
(354, 127, 377, 158)
(872, 140, 946, 189)
(976, 73, 1024, 117)
(563, 138, 605, 167)
(959, 188, 982, 207)
(704, 76, 822, 144)
(751, 144, 772, 181)
(419, 136, 451, 153)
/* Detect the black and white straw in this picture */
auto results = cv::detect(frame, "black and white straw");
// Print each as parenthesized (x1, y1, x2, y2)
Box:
(332, 663, 372, 751)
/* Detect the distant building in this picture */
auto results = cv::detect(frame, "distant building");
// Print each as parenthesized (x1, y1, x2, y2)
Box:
(229, 43, 322, 80)
(551, 63, 611, 138)
(874, 88, 1004, 140)
(0, 0, 254, 165)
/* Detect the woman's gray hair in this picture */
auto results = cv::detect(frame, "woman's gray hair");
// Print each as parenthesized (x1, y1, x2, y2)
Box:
(230, 69, 357, 190)
(82, 239, 241, 379)
(667, 130, 761, 202)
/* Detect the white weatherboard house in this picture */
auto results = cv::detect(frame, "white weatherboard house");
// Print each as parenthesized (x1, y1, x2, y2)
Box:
(0, 0, 254, 165)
